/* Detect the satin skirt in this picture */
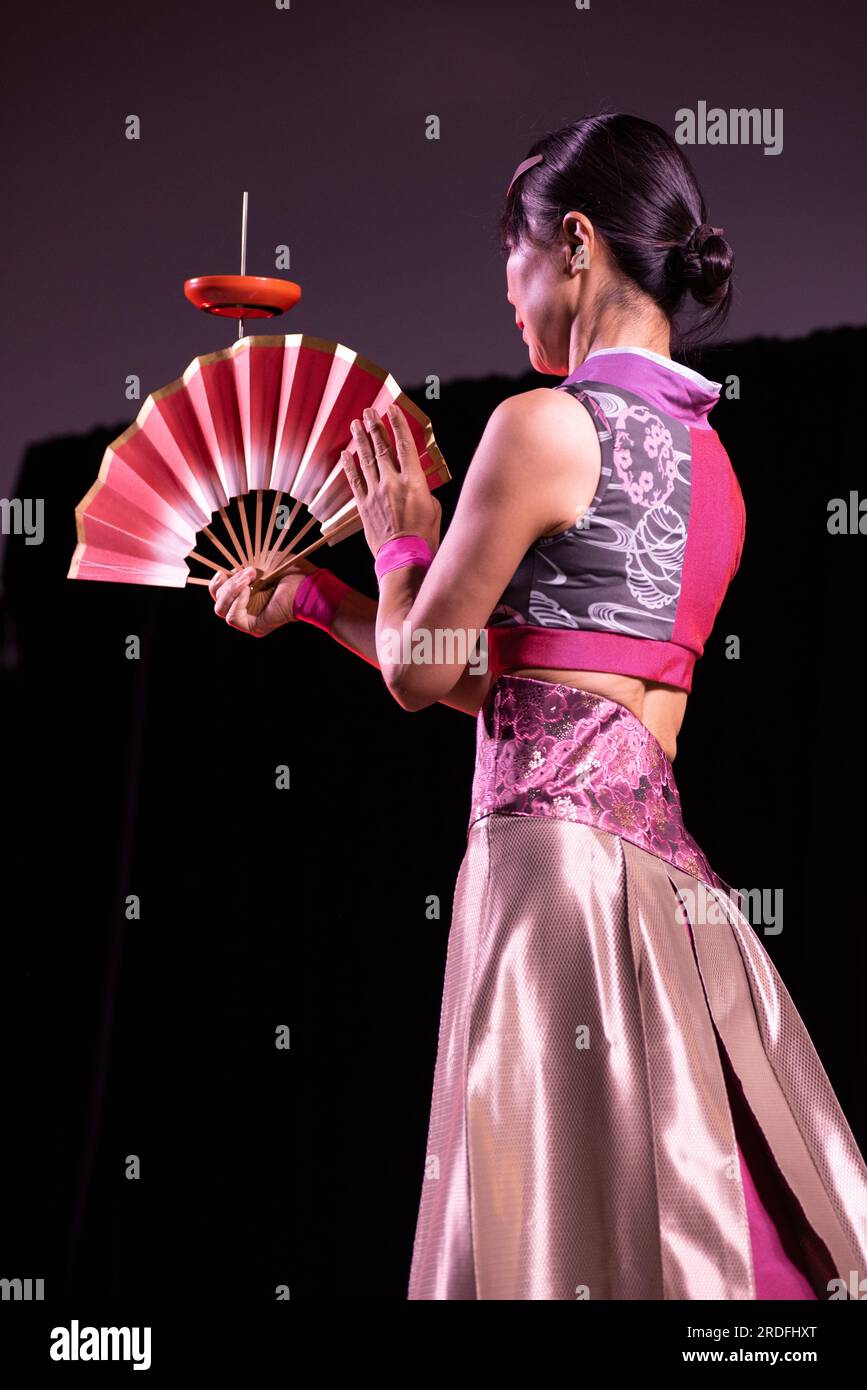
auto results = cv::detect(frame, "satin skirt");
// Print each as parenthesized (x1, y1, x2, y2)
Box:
(407, 676, 867, 1300)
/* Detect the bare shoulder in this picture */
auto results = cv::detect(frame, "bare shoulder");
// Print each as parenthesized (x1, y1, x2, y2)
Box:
(489, 386, 600, 450)
(478, 387, 601, 485)
(459, 387, 601, 537)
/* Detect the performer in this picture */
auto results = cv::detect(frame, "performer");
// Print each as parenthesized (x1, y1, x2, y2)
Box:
(210, 113, 867, 1300)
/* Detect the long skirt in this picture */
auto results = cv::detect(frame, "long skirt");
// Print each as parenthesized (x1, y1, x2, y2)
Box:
(407, 675, 867, 1300)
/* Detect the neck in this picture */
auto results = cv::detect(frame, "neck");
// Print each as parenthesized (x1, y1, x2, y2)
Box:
(568, 297, 672, 374)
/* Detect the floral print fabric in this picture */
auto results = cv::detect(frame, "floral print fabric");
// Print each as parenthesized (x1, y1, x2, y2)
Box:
(469, 674, 730, 893)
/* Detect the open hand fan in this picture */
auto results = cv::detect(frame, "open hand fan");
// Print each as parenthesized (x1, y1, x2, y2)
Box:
(67, 334, 448, 611)
(67, 195, 450, 614)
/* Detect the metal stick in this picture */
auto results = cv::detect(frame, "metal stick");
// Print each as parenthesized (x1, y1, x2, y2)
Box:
(238, 190, 248, 340)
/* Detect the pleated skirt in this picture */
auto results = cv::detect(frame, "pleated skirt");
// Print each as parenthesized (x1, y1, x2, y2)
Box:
(406, 676, 867, 1300)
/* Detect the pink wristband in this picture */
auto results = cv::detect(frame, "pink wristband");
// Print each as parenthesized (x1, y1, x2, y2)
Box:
(292, 569, 352, 631)
(374, 535, 434, 584)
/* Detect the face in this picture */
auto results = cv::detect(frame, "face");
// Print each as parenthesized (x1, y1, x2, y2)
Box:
(506, 233, 577, 376)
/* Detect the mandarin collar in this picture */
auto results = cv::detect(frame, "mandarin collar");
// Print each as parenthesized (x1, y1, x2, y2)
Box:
(561, 345, 722, 429)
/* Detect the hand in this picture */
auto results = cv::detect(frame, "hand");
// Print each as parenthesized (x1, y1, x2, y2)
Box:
(208, 557, 317, 637)
(342, 404, 442, 558)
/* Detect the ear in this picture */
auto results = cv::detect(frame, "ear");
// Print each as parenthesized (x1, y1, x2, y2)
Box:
(561, 211, 593, 263)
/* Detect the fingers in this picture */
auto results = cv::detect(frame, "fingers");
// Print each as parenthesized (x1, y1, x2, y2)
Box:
(385, 402, 416, 473)
(350, 415, 379, 483)
(347, 407, 401, 483)
(225, 578, 253, 633)
(211, 565, 255, 633)
(386, 403, 428, 491)
(363, 408, 399, 475)
(208, 567, 231, 602)
(341, 445, 365, 497)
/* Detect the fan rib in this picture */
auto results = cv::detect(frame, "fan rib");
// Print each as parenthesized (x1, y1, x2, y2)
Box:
(217, 505, 250, 567)
(236, 494, 254, 562)
(201, 525, 243, 570)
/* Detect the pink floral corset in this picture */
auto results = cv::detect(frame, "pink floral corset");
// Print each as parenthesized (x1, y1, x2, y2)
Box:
(469, 674, 730, 893)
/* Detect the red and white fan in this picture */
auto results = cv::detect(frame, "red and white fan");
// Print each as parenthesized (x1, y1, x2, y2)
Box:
(68, 194, 449, 613)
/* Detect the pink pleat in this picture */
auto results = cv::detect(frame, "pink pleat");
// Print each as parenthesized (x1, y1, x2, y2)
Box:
(735, 1142, 816, 1299)
(681, 912, 819, 1299)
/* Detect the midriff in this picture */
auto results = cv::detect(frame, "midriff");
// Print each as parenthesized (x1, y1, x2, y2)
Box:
(506, 668, 687, 761)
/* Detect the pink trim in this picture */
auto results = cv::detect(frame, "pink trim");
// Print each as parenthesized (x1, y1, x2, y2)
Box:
(374, 535, 434, 582)
(672, 429, 747, 660)
(485, 627, 696, 691)
(292, 568, 352, 631)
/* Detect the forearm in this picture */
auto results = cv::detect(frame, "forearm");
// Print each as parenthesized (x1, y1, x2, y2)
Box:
(295, 568, 487, 716)
(374, 568, 491, 714)
(316, 583, 380, 669)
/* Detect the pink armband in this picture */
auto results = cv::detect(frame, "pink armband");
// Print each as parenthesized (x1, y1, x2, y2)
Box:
(374, 535, 434, 584)
(292, 569, 352, 631)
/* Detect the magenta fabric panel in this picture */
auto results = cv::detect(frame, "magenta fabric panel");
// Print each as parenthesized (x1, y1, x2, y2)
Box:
(679, 909, 818, 1299)
(737, 1143, 818, 1299)
(485, 625, 697, 691)
(671, 427, 747, 660)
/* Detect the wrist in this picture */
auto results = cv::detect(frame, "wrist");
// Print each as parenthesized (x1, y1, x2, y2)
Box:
(374, 535, 435, 584)
(292, 568, 353, 632)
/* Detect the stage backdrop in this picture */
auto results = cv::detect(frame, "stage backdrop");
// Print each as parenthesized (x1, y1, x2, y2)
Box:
(1, 325, 865, 1300)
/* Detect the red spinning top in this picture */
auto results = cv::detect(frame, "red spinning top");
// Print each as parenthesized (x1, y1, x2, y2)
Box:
(183, 192, 301, 333)
(184, 274, 301, 319)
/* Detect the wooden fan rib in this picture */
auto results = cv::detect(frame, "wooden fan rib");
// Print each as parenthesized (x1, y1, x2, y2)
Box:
(202, 523, 245, 570)
(260, 490, 284, 559)
(268, 509, 317, 562)
(217, 505, 250, 566)
(188, 550, 227, 575)
(261, 496, 304, 569)
(235, 494, 254, 562)
(254, 514, 359, 591)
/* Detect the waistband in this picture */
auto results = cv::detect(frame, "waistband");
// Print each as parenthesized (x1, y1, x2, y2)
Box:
(484, 627, 695, 691)
(469, 674, 728, 892)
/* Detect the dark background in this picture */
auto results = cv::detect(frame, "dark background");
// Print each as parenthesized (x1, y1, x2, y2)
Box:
(1, 0, 866, 1309)
(2, 329, 866, 1302)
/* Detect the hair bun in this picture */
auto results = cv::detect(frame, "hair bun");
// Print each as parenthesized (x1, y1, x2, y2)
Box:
(679, 223, 733, 306)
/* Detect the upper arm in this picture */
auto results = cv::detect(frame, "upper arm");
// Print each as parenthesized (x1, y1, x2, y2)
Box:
(393, 388, 601, 705)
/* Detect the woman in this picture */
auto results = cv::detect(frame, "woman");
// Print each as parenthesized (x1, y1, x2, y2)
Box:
(210, 113, 867, 1300)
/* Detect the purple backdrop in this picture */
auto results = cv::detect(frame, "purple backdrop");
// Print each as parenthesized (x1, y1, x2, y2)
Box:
(3, 0, 865, 511)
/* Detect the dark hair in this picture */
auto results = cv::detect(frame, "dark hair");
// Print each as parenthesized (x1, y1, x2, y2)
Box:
(500, 112, 734, 348)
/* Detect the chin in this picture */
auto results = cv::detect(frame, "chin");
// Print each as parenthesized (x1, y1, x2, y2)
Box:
(525, 339, 558, 376)
(528, 350, 558, 377)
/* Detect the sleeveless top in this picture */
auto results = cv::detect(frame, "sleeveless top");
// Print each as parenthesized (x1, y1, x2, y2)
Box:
(485, 346, 746, 692)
